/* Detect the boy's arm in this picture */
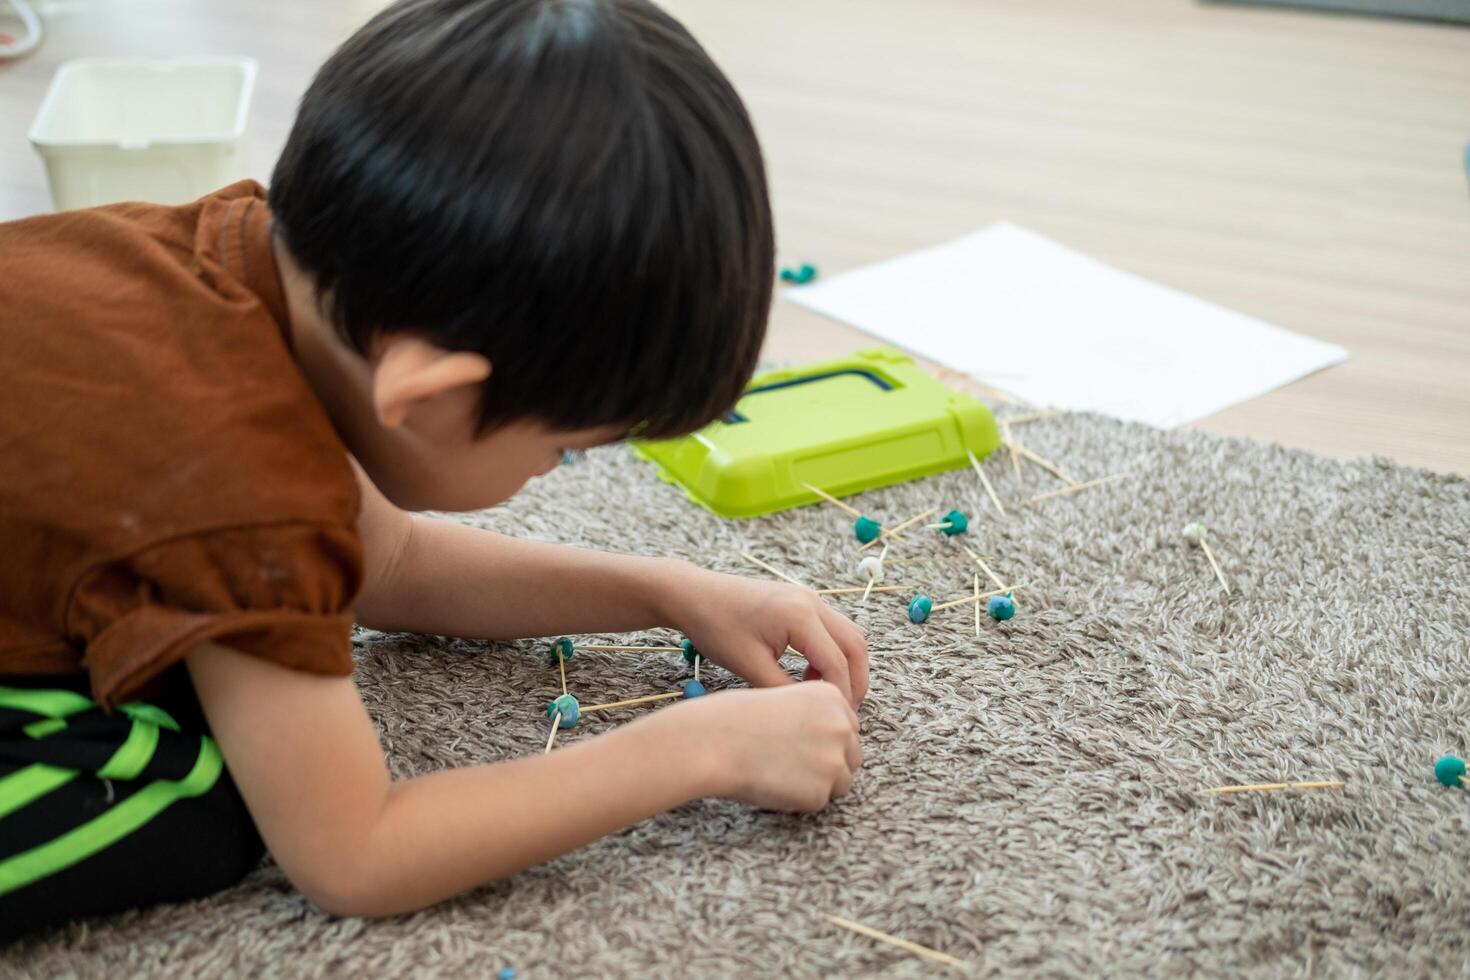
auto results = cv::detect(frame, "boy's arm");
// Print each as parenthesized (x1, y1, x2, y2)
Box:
(353, 463, 681, 639)
(352, 468, 870, 704)
(187, 641, 859, 917)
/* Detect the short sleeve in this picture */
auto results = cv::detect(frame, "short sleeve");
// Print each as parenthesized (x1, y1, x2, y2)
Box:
(67, 522, 364, 709)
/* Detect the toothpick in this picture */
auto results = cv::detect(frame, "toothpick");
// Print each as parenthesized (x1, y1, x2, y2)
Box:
(576, 644, 684, 653)
(860, 509, 937, 551)
(544, 711, 561, 754)
(964, 548, 1007, 592)
(558, 651, 568, 696)
(1003, 422, 1023, 485)
(1199, 536, 1231, 595)
(814, 584, 907, 596)
(884, 556, 994, 566)
(1013, 444, 1077, 485)
(1001, 409, 1064, 426)
(823, 914, 969, 969)
(966, 448, 1007, 517)
(930, 584, 1017, 613)
(580, 691, 684, 714)
(1204, 780, 1344, 795)
(694, 656, 701, 683)
(1026, 473, 1127, 504)
(973, 574, 980, 637)
(800, 482, 863, 518)
(741, 552, 805, 588)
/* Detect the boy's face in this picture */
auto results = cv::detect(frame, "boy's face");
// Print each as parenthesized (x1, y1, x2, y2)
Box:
(366, 411, 626, 514)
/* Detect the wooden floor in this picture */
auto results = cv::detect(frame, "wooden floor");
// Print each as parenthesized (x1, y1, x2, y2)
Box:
(3, 0, 1467, 473)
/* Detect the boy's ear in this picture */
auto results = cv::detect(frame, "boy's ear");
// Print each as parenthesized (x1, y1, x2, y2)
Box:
(371, 336, 492, 429)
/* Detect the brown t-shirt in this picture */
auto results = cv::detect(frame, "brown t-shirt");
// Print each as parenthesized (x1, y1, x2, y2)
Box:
(0, 181, 363, 709)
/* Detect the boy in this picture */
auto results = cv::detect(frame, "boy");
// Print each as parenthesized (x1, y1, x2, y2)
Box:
(0, 0, 867, 939)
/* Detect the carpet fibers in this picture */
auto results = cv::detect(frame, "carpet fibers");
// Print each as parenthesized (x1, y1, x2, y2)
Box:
(5, 412, 1469, 977)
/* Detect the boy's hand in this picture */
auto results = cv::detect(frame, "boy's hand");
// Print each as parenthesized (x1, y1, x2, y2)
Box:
(662, 566, 869, 705)
(673, 683, 862, 811)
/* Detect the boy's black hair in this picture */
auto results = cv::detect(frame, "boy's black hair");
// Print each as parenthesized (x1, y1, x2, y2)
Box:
(270, 0, 773, 439)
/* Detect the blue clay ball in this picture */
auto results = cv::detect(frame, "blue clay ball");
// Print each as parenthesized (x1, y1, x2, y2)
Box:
(546, 694, 579, 728)
(548, 636, 575, 663)
(1434, 755, 1466, 787)
(939, 509, 968, 535)
(683, 679, 707, 699)
(854, 516, 882, 543)
(987, 594, 1017, 620)
(498, 971, 516, 980)
(907, 594, 933, 623)
(682, 638, 708, 666)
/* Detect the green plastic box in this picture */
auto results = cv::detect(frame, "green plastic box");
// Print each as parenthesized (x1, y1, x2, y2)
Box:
(631, 347, 1000, 518)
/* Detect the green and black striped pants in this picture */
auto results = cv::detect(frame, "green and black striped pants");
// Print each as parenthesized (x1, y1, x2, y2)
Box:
(0, 680, 264, 942)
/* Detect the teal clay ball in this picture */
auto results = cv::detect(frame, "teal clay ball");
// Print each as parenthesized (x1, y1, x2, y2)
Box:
(682, 638, 708, 666)
(548, 636, 575, 663)
(546, 694, 580, 728)
(1434, 755, 1466, 788)
(939, 509, 968, 536)
(854, 516, 882, 543)
(779, 263, 817, 285)
(907, 594, 933, 624)
(682, 680, 707, 699)
(987, 593, 1016, 621)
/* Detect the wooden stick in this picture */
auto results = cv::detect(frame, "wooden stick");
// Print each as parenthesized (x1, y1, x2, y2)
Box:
(967, 448, 1007, 517)
(860, 508, 937, 551)
(1003, 422, 1023, 485)
(973, 574, 980, 637)
(1001, 409, 1064, 426)
(800, 482, 862, 518)
(558, 652, 568, 696)
(965, 548, 1007, 592)
(544, 711, 561, 754)
(1199, 537, 1231, 595)
(580, 691, 684, 714)
(823, 914, 969, 969)
(814, 584, 907, 596)
(741, 552, 805, 588)
(694, 656, 701, 683)
(1013, 443, 1077, 485)
(1204, 780, 1344, 795)
(931, 584, 1016, 613)
(884, 556, 994, 565)
(576, 644, 684, 653)
(1026, 473, 1127, 504)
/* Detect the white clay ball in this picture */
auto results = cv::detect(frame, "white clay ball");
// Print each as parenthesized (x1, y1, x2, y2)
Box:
(1182, 522, 1207, 545)
(856, 556, 885, 583)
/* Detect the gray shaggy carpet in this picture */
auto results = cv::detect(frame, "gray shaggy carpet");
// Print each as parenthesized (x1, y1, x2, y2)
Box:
(5, 411, 1469, 978)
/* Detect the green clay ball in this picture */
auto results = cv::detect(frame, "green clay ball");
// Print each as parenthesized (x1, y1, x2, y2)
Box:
(681, 638, 708, 666)
(939, 509, 968, 536)
(907, 594, 933, 624)
(854, 516, 882, 543)
(1434, 755, 1466, 787)
(548, 636, 575, 663)
(546, 694, 579, 728)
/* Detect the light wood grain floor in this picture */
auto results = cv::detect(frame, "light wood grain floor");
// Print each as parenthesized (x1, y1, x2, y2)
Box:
(3, 0, 1467, 473)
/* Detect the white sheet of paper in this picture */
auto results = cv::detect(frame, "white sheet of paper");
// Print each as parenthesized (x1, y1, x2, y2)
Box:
(787, 223, 1348, 428)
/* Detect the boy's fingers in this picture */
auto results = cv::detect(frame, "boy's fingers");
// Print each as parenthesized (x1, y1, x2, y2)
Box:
(819, 605, 870, 702)
(734, 643, 796, 690)
(845, 728, 863, 770)
(788, 620, 853, 705)
(831, 765, 854, 800)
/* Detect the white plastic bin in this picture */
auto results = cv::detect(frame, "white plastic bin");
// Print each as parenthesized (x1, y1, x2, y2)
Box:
(29, 57, 257, 212)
